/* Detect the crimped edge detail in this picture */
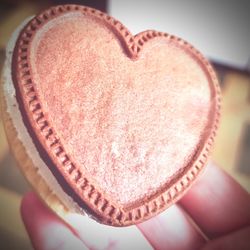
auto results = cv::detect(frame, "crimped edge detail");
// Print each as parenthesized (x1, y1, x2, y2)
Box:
(13, 4, 221, 226)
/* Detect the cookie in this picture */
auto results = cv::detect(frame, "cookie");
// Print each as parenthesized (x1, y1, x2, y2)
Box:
(1, 5, 220, 226)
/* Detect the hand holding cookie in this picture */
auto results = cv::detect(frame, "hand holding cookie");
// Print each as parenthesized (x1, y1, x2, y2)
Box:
(21, 163, 250, 250)
(2, 4, 249, 249)
(1, 4, 220, 226)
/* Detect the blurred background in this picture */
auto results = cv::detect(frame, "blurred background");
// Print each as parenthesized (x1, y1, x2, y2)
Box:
(0, 0, 249, 249)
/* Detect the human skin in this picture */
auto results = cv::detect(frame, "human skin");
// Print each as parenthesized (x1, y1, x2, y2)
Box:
(21, 163, 250, 250)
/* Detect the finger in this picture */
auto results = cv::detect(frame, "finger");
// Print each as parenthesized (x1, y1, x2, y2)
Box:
(64, 213, 153, 250)
(179, 162, 250, 238)
(21, 192, 87, 250)
(137, 204, 206, 250)
(201, 226, 250, 250)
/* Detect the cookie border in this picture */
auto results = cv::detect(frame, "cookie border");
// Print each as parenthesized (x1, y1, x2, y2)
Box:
(12, 4, 221, 226)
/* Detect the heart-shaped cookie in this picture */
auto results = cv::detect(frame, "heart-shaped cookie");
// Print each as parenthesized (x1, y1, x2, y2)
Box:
(12, 5, 220, 226)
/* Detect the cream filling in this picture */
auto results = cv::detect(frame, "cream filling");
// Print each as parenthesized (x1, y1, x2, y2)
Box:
(2, 17, 84, 214)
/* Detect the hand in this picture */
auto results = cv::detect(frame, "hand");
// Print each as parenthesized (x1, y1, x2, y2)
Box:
(21, 163, 250, 250)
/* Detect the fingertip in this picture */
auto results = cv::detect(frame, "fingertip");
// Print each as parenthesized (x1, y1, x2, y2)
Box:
(20, 192, 45, 250)
(138, 205, 205, 250)
(20, 192, 38, 221)
(20, 192, 86, 250)
(179, 162, 250, 238)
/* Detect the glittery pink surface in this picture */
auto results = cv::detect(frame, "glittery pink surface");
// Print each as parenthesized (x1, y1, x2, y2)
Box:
(30, 13, 212, 205)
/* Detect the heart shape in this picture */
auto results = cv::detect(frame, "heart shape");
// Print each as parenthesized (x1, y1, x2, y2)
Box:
(13, 5, 220, 225)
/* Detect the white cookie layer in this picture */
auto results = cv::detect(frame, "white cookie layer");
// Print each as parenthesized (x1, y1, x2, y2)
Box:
(2, 17, 83, 214)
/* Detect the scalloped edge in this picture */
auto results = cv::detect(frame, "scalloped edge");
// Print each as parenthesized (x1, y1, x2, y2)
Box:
(12, 4, 221, 226)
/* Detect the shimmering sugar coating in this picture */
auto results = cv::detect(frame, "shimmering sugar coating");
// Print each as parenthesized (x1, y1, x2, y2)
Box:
(12, 5, 220, 225)
(31, 13, 210, 204)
